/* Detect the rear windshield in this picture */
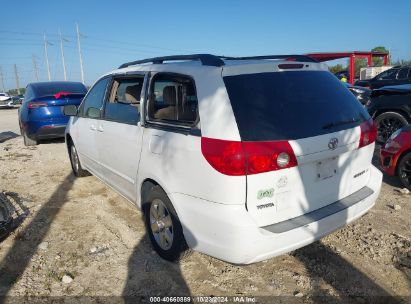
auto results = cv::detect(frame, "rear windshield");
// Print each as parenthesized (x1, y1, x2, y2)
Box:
(34, 83, 87, 97)
(223, 71, 370, 141)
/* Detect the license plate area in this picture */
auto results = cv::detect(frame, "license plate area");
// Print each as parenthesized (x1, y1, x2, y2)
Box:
(317, 157, 338, 180)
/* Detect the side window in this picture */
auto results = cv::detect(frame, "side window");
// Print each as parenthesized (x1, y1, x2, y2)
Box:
(104, 77, 143, 125)
(148, 73, 198, 125)
(397, 68, 408, 80)
(80, 77, 109, 119)
(378, 69, 398, 80)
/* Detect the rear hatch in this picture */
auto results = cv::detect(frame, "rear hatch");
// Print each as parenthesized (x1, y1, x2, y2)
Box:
(223, 65, 375, 227)
(28, 92, 85, 122)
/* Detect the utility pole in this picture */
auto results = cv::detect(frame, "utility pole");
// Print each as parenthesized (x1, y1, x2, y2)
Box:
(13, 64, 20, 95)
(43, 33, 52, 81)
(32, 54, 39, 81)
(59, 29, 68, 80)
(0, 66, 5, 93)
(76, 23, 85, 84)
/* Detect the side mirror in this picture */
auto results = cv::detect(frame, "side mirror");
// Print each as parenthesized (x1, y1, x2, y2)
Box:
(64, 105, 78, 116)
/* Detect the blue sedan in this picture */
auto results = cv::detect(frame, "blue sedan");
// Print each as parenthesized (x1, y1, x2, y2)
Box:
(18, 81, 87, 146)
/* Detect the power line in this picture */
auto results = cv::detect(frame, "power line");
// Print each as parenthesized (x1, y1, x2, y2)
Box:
(0, 56, 32, 60)
(0, 30, 75, 38)
(1, 30, 197, 53)
(0, 37, 57, 43)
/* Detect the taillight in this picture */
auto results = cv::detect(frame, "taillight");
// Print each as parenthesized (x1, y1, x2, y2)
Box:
(28, 101, 48, 109)
(359, 119, 377, 148)
(201, 138, 246, 176)
(201, 137, 297, 176)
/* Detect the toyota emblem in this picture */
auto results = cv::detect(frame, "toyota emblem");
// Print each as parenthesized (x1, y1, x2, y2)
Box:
(328, 138, 338, 150)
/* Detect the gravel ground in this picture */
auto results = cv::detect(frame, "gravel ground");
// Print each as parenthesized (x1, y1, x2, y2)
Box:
(0, 109, 410, 303)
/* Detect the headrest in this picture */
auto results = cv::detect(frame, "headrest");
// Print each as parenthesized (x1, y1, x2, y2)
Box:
(125, 84, 142, 103)
(163, 86, 176, 106)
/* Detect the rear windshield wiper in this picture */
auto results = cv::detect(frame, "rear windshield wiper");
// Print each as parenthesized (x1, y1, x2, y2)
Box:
(322, 118, 361, 130)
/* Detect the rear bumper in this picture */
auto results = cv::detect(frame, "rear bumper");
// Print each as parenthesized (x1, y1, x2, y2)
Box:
(171, 165, 382, 264)
(24, 121, 67, 140)
(35, 125, 66, 139)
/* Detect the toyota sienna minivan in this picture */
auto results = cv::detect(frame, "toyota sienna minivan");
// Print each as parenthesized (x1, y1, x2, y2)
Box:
(64, 54, 382, 264)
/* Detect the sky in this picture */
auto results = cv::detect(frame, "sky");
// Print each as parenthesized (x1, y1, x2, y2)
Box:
(1, 0, 410, 91)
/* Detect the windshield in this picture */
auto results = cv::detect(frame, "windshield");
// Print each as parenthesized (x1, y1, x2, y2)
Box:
(223, 71, 369, 141)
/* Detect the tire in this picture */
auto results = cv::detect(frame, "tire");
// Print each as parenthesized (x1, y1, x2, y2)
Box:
(374, 112, 408, 144)
(397, 152, 411, 190)
(143, 185, 190, 261)
(22, 130, 37, 146)
(68, 142, 90, 177)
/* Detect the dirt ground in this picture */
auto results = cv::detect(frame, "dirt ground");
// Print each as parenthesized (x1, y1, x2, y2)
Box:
(0, 108, 410, 303)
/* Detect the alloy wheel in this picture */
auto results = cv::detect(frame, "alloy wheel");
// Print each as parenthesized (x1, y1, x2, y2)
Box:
(71, 145, 80, 173)
(377, 117, 406, 143)
(149, 198, 174, 250)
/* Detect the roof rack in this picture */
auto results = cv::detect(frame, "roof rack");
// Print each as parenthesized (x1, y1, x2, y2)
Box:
(222, 55, 318, 63)
(119, 54, 225, 69)
(118, 53, 318, 69)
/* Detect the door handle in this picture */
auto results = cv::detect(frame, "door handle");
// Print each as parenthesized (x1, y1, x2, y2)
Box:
(97, 125, 104, 132)
(90, 125, 96, 131)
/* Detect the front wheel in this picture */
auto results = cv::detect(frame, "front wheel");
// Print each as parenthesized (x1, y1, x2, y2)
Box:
(143, 185, 190, 261)
(398, 152, 411, 190)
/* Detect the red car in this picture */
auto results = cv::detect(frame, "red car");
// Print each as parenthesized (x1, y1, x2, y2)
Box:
(380, 124, 411, 189)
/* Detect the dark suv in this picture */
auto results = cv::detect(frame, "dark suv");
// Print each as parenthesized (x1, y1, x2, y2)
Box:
(367, 84, 411, 143)
(355, 66, 411, 90)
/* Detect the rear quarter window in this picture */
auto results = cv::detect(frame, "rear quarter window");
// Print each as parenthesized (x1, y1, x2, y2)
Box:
(223, 71, 370, 141)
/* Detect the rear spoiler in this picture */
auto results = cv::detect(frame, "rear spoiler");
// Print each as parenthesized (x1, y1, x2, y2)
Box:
(54, 92, 86, 99)
(37, 92, 86, 99)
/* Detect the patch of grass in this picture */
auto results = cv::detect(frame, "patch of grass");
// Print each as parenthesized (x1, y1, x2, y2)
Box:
(46, 269, 61, 282)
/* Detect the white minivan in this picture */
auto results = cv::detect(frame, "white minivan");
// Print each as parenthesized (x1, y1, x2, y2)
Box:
(64, 54, 382, 264)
